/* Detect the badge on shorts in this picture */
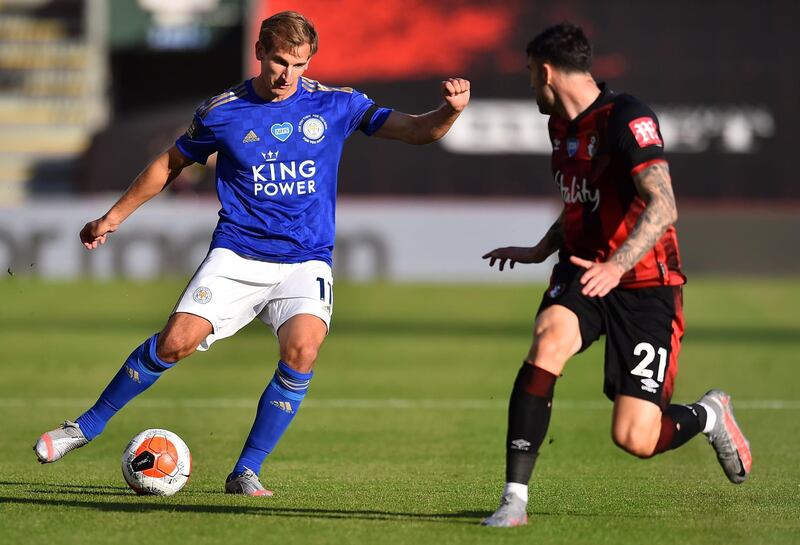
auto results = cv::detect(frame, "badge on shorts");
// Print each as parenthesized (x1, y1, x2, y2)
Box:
(192, 286, 212, 304)
(547, 283, 565, 299)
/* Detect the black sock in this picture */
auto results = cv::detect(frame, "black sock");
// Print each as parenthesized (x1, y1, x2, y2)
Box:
(653, 403, 706, 454)
(505, 363, 557, 484)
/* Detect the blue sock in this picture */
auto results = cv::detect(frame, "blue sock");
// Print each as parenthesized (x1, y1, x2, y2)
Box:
(233, 360, 312, 476)
(75, 334, 173, 440)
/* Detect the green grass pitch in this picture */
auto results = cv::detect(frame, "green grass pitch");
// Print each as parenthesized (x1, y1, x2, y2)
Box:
(1, 278, 798, 544)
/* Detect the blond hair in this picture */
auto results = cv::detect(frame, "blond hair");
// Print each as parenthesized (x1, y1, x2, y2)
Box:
(259, 11, 318, 55)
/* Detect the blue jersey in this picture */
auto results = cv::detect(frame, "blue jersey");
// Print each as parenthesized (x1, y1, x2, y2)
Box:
(176, 77, 391, 265)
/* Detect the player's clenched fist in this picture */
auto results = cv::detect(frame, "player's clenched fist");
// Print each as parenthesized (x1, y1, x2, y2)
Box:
(80, 216, 118, 250)
(442, 78, 470, 112)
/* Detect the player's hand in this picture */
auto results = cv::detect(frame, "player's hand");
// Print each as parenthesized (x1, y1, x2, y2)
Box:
(569, 256, 625, 297)
(80, 216, 119, 250)
(483, 245, 548, 271)
(441, 78, 470, 113)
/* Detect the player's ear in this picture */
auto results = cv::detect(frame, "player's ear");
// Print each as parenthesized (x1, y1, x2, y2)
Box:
(542, 62, 554, 86)
(255, 41, 264, 61)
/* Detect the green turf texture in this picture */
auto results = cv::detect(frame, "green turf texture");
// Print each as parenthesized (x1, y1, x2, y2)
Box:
(1, 278, 798, 544)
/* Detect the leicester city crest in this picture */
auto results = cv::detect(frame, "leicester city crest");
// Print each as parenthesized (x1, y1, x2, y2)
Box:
(192, 286, 212, 304)
(298, 114, 327, 144)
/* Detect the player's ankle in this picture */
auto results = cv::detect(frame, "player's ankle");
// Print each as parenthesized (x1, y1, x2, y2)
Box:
(503, 482, 528, 503)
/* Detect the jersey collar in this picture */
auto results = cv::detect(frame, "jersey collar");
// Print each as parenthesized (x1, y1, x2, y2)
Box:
(569, 82, 613, 126)
(246, 78, 306, 107)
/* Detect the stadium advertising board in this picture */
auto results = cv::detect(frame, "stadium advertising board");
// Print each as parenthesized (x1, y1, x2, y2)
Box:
(244, 0, 794, 200)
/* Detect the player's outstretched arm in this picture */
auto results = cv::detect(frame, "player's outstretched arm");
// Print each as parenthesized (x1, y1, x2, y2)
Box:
(80, 145, 194, 250)
(483, 211, 564, 271)
(570, 161, 677, 296)
(373, 78, 470, 144)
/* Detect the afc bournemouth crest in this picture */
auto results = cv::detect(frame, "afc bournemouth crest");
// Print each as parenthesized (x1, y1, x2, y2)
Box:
(586, 132, 599, 158)
(547, 283, 565, 299)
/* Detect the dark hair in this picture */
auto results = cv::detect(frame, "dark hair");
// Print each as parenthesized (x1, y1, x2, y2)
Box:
(259, 11, 318, 56)
(526, 23, 592, 72)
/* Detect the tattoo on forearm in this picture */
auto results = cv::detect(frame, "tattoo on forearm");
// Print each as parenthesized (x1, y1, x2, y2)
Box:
(611, 162, 677, 272)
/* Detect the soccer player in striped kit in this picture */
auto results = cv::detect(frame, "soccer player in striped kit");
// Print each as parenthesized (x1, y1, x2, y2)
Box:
(34, 11, 470, 496)
(481, 23, 751, 527)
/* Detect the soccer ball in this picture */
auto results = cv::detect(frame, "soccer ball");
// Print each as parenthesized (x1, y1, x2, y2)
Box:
(121, 428, 191, 496)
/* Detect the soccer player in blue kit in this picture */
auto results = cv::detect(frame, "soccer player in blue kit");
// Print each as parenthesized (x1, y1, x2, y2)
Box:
(34, 11, 471, 496)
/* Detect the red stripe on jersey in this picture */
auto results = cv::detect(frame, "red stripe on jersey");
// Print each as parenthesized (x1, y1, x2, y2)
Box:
(660, 286, 684, 408)
(630, 158, 667, 176)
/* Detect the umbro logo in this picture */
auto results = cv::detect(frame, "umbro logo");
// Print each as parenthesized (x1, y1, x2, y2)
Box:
(242, 130, 260, 143)
(510, 438, 531, 451)
(640, 377, 659, 393)
(270, 400, 294, 414)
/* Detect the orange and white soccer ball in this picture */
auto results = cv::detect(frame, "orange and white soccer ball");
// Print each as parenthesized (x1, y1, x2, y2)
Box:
(121, 429, 191, 496)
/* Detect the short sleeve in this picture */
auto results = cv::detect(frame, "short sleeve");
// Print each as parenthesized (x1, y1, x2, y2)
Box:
(175, 114, 217, 165)
(344, 90, 392, 137)
(608, 96, 666, 174)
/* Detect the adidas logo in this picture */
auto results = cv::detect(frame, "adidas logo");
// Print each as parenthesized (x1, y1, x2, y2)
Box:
(242, 130, 260, 143)
(270, 400, 294, 414)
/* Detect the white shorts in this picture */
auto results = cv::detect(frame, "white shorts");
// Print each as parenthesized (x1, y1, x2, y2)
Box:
(173, 248, 333, 351)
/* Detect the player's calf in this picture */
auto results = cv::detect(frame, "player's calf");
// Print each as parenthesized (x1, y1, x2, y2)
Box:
(611, 395, 662, 458)
(612, 427, 660, 458)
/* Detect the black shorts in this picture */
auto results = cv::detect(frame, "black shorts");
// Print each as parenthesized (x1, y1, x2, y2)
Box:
(538, 262, 684, 409)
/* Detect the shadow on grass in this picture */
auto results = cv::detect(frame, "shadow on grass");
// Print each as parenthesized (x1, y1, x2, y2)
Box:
(0, 480, 134, 496)
(0, 489, 654, 523)
(0, 494, 487, 524)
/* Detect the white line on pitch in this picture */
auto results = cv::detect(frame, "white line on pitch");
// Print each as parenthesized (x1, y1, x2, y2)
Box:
(1, 398, 799, 410)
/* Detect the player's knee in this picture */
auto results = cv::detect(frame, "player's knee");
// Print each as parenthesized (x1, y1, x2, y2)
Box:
(156, 333, 198, 363)
(531, 330, 573, 368)
(280, 340, 319, 372)
(612, 425, 659, 458)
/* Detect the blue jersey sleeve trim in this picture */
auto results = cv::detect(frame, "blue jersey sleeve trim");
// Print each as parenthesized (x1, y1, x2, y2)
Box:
(362, 107, 393, 136)
(175, 137, 209, 165)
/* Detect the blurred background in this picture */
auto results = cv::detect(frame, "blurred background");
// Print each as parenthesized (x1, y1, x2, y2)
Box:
(1, 0, 798, 282)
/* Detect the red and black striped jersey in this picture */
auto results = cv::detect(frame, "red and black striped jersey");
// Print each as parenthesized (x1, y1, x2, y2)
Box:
(548, 83, 685, 288)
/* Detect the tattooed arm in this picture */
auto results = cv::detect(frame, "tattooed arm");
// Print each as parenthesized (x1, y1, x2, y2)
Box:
(570, 161, 677, 296)
(611, 161, 677, 271)
(483, 210, 564, 271)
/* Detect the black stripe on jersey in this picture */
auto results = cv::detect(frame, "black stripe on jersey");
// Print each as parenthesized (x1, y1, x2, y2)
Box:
(358, 104, 380, 133)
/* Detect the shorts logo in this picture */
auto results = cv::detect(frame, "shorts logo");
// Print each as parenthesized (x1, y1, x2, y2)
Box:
(547, 283, 565, 298)
(299, 114, 327, 143)
(270, 122, 293, 142)
(192, 287, 212, 304)
(640, 377, 659, 393)
(567, 137, 579, 157)
(510, 438, 531, 451)
(628, 117, 663, 148)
